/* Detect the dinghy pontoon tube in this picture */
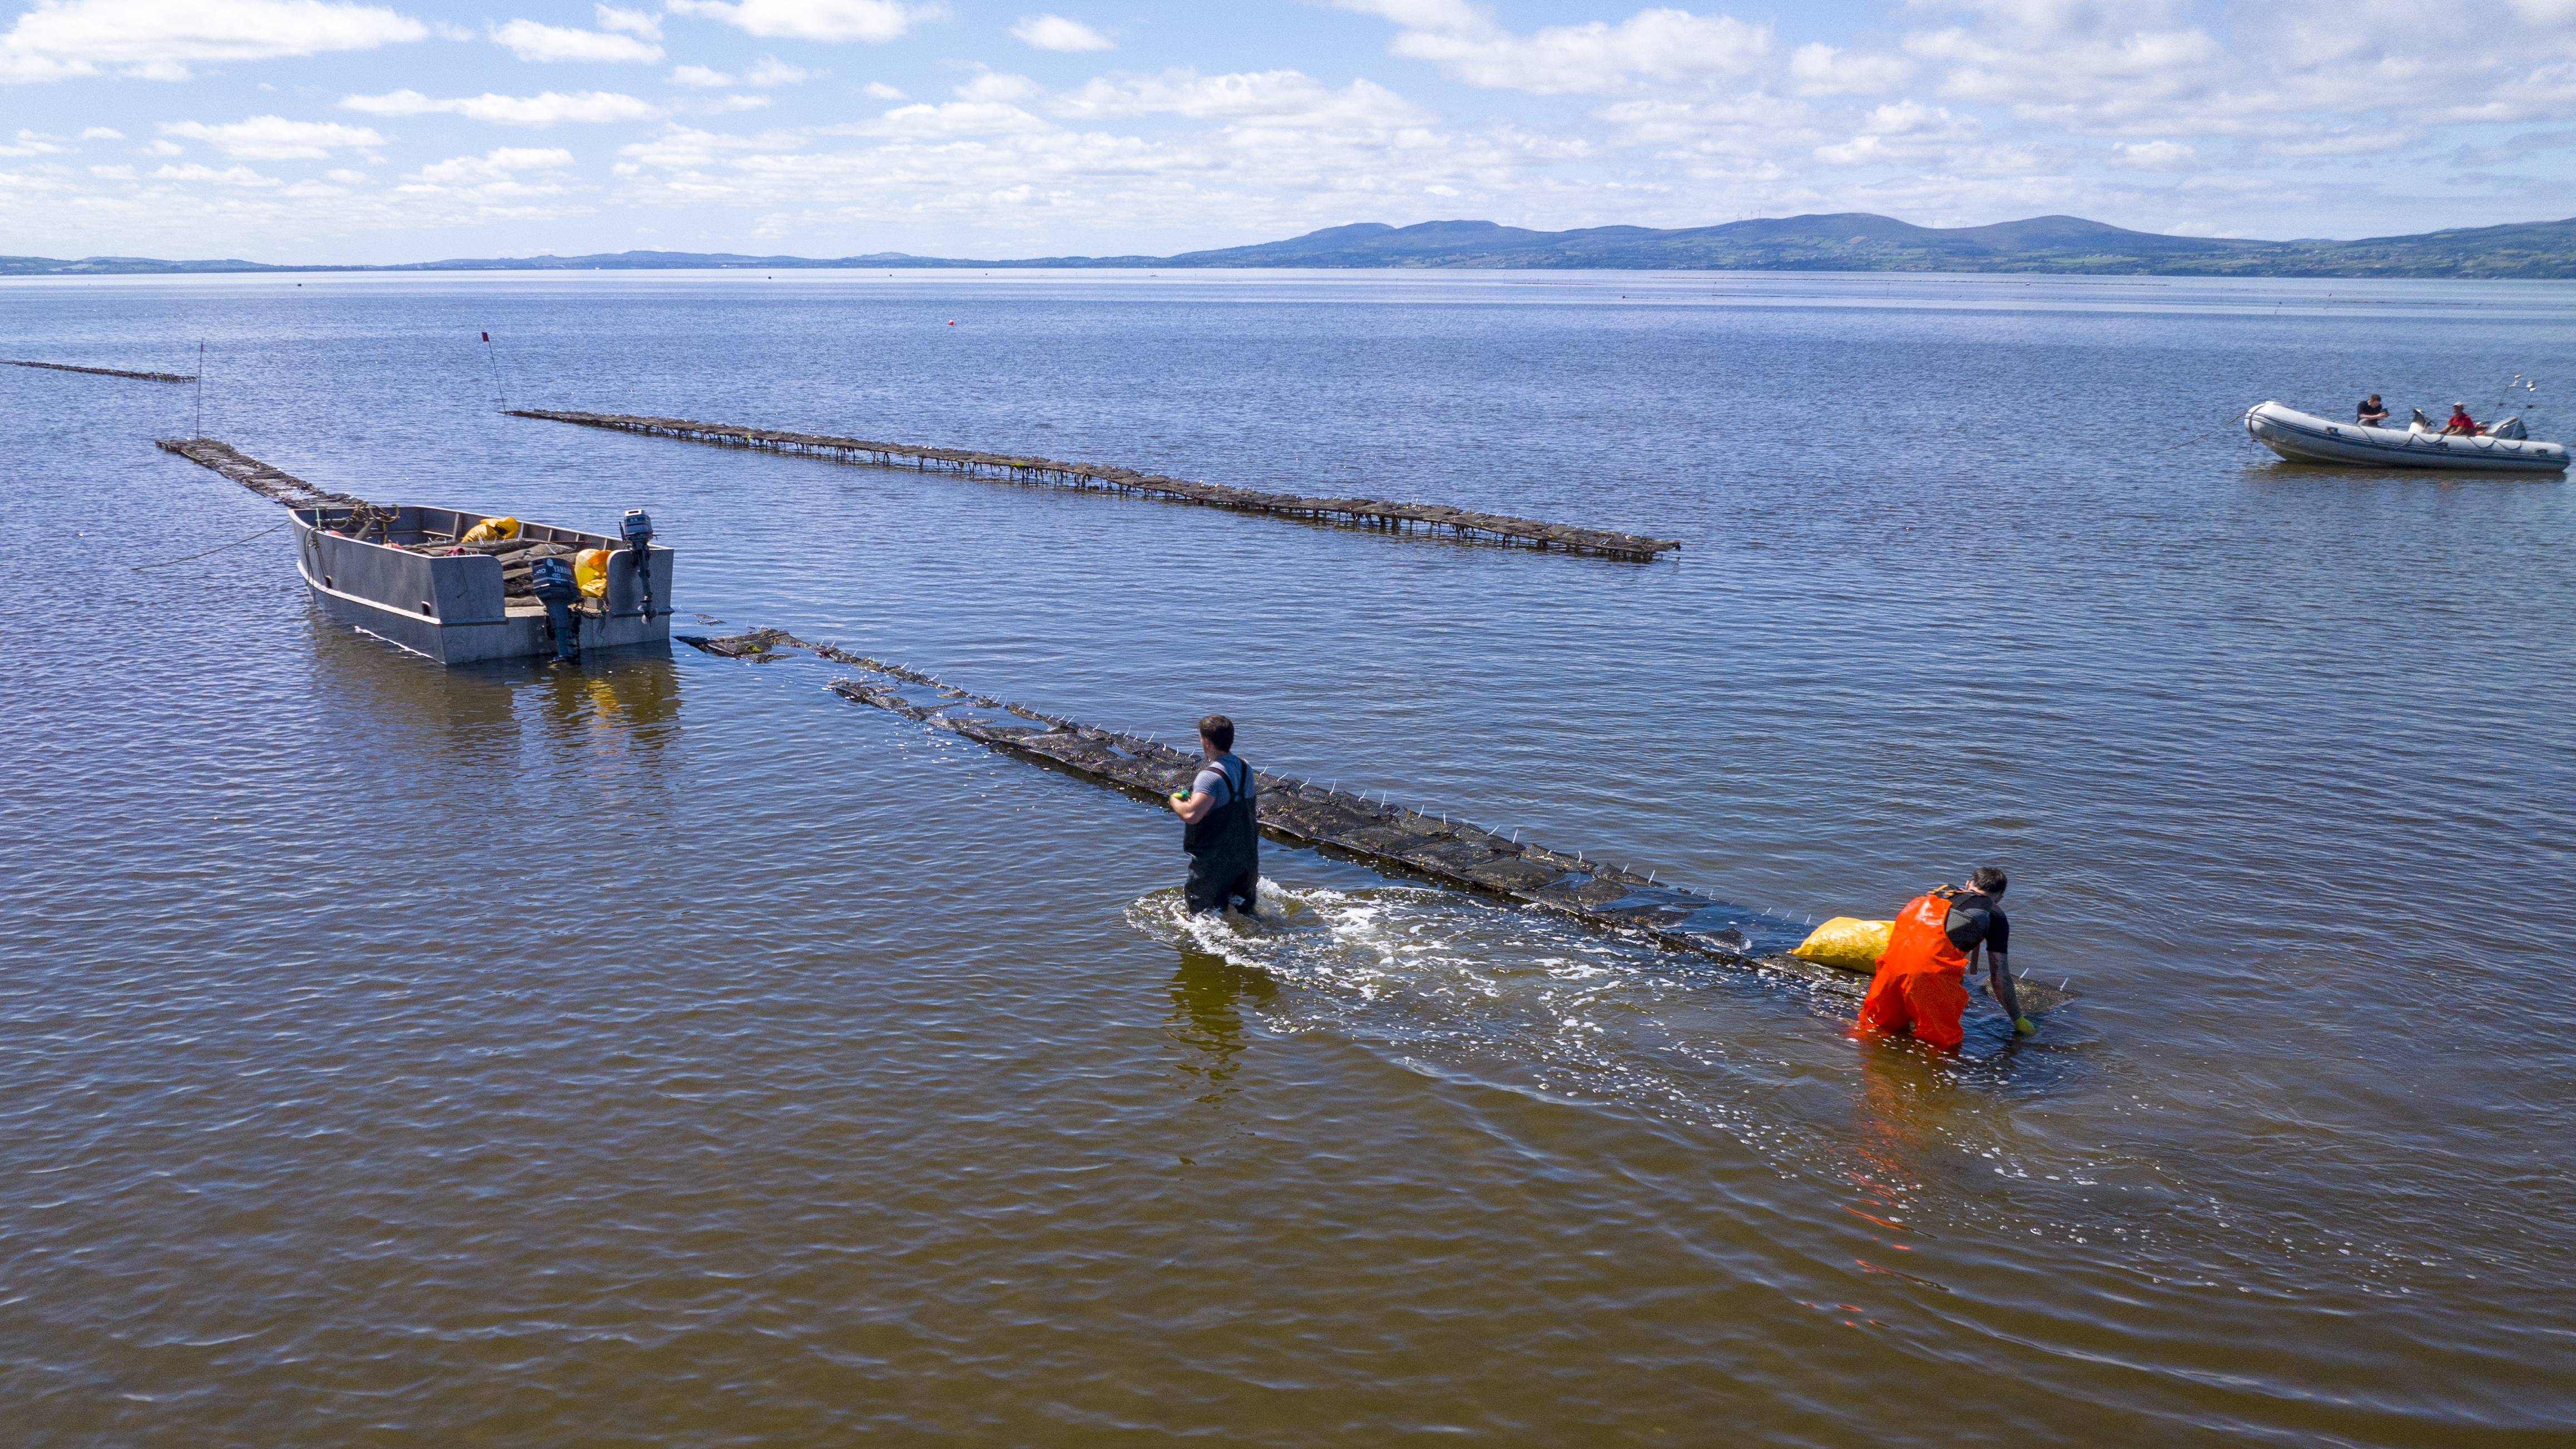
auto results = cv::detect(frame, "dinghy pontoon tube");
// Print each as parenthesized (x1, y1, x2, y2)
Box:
(2244, 401, 2568, 474)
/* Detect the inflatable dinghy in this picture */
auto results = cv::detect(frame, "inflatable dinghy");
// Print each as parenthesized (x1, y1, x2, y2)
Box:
(2244, 401, 2568, 474)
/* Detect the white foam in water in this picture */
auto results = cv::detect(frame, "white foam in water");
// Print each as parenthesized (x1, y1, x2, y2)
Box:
(1126, 876, 1858, 1148)
(1126, 876, 2244, 1265)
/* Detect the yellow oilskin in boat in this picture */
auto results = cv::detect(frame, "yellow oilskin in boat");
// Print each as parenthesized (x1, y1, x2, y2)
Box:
(460, 515, 521, 543)
(574, 547, 612, 599)
(1792, 916, 1892, 973)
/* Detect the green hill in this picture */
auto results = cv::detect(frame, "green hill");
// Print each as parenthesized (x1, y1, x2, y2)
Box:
(12, 213, 2576, 278)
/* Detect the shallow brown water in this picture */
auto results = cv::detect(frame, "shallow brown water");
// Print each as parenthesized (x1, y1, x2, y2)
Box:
(3, 270, 2571, 1445)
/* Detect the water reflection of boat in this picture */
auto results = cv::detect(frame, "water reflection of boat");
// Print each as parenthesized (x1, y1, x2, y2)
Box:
(2244, 401, 2568, 473)
(289, 503, 672, 663)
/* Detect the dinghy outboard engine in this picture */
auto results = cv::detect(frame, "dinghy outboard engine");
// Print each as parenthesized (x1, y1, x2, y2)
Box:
(530, 554, 581, 662)
(620, 509, 655, 620)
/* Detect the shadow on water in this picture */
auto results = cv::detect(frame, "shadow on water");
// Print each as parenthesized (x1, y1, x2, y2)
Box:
(1165, 945, 1276, 1109)
(300, 614, 684, 788)
(2238, 459, 2563, 488)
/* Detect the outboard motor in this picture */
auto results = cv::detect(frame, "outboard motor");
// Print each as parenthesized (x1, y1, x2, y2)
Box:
(530, 554, 581, 662)
(620, 509, 655, 620)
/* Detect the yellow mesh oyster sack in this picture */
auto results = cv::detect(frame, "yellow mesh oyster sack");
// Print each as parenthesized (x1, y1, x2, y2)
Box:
(1791, 916, 1892, 973)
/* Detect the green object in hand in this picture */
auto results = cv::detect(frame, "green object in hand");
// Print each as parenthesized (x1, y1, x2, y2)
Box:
(2014, 1016, 2038, 1036)
(1175, 789, 1191, 801)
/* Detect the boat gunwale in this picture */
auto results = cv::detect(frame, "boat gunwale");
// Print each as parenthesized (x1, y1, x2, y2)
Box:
(287, 506, 672, 627)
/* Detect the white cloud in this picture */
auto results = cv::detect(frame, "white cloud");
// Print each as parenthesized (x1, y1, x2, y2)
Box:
(853, 99, 1054, 139)
(955, 68, 1038, 102)
(1054, 68, 1435, 126)
(594, 4, 658, 36)
(821, 69, 1062, 136)
(391, 144, 582, 213)
(2109, 139, 2200, 171)
(1011, 13, 1111, 52)
(162, 115, 386, 158)
(1813, 100, 1981, 166)
(79, 125, 123, 138)
(1597, 92, 1814, 172)
(23, 0, 2576, 259)
(1788, 42, 1912, 97)
(343, 88, 663, 124)
(608, 70, 1598, 248)
(663, 0, 922, 43)
(409, 145, 573, 186)
(2453, 128, 2576, 166)
(1339, 2, 1769, 95)
(1, 0, 427, 83)
(149, 162, 281, 184)
(490, 17, 662, 62)
(0, 127, 74, 154)
(1906, 18, 2227, 133)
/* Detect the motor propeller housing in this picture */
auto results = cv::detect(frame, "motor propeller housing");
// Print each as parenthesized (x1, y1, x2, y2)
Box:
(530, 554, 582, 662)
(621, 509, 657, 620)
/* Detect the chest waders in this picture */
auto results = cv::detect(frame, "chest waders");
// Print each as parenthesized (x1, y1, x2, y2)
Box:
(1183, 756, 1261, 915)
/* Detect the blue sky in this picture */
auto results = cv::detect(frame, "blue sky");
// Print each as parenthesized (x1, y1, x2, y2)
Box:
(6, 0, 2576, 262)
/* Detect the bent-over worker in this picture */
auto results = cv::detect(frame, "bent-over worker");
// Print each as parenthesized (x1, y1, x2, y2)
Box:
(1168, 713, 1261, 916)
(1853, 866, 2031, 1051)
(2355, 394, 2389, 426)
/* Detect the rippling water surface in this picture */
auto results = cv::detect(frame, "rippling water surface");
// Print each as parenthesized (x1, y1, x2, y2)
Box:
(5, 270, 2572, 1445)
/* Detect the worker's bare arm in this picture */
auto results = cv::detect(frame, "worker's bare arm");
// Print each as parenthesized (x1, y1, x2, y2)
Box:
(1169, 788, 1214, 824)
(1987, 949, 2029, 1031)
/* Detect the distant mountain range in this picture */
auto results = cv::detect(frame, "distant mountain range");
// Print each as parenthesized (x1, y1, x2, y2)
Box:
(13, 212, 2576, 279)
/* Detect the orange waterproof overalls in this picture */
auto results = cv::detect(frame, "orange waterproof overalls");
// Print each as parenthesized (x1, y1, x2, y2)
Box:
(1853, 888, 1974, 1050)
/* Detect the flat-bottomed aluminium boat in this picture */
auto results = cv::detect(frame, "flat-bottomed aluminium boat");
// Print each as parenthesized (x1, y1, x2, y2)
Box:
(290, 503, 672, 664)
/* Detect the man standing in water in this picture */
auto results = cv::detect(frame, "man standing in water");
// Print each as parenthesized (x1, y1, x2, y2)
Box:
(1853, 866, 2032, 1050)
(1168, 713, 1260, 916)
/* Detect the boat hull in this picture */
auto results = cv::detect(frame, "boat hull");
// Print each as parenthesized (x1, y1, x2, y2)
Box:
(2245, 401, 2568, 474)
(290, 505, 672, 665)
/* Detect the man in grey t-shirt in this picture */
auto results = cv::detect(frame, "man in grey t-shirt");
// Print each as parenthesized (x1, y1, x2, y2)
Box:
(1168, 713, 1260, 915)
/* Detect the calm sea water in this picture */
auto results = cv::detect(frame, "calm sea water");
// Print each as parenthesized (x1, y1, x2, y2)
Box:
(4, 269, 2571, 1446)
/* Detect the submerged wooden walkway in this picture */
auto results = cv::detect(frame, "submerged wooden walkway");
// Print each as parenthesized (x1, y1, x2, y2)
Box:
(7, 358, 197, 383)
(512, 408, 1683, 562)
(681, 627, 2073, 1017)
(156, 437, 368, 509)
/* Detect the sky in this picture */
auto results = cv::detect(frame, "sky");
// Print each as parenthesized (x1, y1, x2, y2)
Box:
(6, 0, 2576, 262)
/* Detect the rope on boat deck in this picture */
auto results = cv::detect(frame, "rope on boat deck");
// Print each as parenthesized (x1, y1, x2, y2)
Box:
(129, 520, 290, 569)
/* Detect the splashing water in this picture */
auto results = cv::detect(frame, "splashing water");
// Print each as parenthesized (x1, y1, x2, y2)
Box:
(1125, 876, 2452, 1299)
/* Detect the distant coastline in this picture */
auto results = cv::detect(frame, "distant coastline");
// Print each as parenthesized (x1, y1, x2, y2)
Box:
(11, 211, 2576, 280)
